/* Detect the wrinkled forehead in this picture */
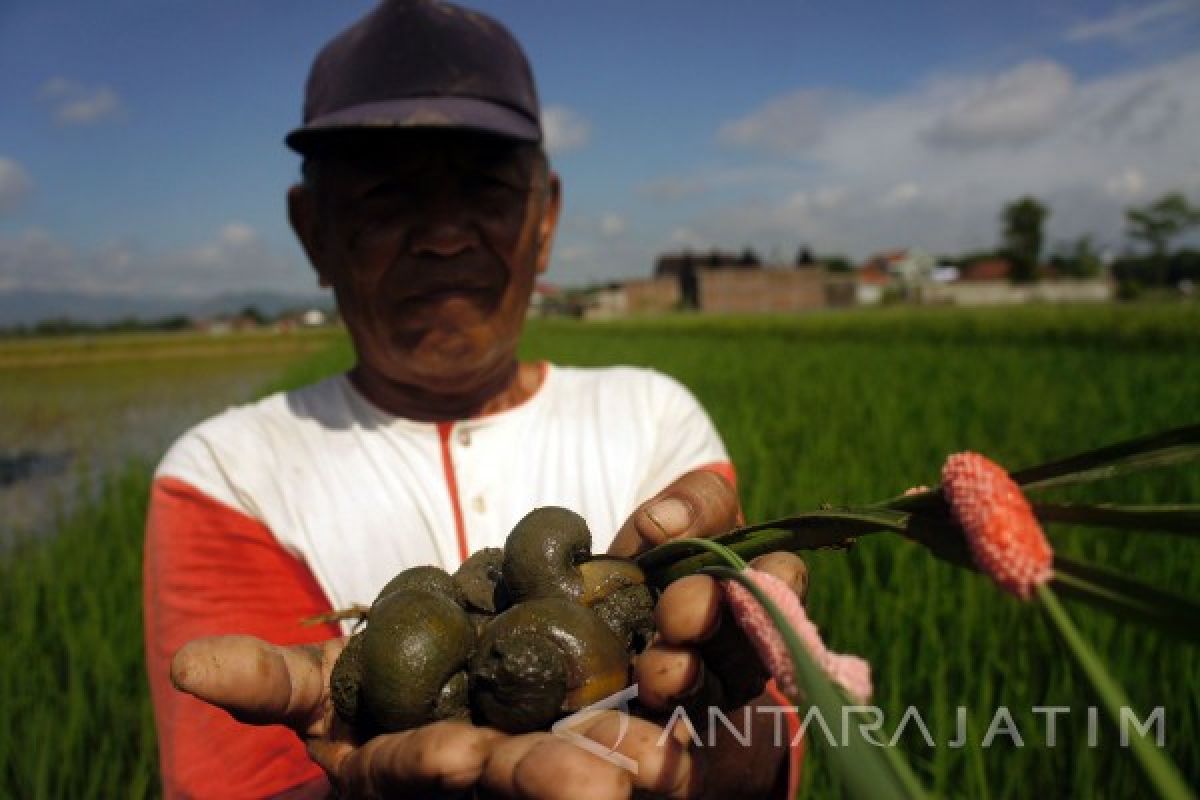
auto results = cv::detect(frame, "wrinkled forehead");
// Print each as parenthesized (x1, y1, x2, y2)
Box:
(304, 129, 543, 180)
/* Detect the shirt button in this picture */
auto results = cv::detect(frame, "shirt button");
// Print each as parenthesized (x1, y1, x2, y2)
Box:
(458, 428, 472, 447)
(472, 495, 486, 513)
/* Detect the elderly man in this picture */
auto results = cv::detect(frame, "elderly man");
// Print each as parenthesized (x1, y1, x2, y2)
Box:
(146, 1, 806, 797)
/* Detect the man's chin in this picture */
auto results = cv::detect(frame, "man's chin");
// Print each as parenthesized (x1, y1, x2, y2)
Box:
(386, 337, 510, 391)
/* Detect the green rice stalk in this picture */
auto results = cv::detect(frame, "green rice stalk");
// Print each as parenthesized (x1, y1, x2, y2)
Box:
(1037, 585, 1194, 800)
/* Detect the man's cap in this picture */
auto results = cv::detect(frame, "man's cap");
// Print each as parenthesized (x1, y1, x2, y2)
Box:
(286, 0, 542, 155)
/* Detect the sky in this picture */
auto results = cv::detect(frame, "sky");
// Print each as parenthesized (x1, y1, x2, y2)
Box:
(1, 0, 1198, 299)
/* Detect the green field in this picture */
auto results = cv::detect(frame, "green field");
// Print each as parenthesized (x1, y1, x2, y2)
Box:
(2, 305, 1198, 797)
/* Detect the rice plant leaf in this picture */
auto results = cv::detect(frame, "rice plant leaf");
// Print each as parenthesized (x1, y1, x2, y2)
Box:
(639, 509, 907, 586)
(1031, 503, 1200, 535)
(1009, 423, 1200, 492)
(1037, 586, 1195, 800)
(634, 536, 747, 573)
(881, 424, 1200, 507)
(704, 565, 931, 800)
(896, 515, 976, 572)
(875, 488, 948, 514)
(1050, 555, 1200, 644)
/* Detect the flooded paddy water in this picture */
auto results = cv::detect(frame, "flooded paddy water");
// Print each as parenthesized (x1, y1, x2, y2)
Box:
(0, 328, 341, 544)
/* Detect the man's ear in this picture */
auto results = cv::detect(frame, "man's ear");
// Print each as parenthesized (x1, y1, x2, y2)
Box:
(287, 183, 330, 288)
(534, 171, 562, 276)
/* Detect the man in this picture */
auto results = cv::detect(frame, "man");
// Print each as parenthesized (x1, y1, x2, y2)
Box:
(146, 1, 807, 797)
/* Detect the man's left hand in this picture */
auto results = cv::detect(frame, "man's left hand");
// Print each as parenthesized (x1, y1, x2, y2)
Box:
(609, 469, 808, 799)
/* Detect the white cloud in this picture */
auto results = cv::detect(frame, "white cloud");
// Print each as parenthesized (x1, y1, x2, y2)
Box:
(637, 175, 709, 201)
(1104, 166, 1147, 198)
(219, 222, 258, 248)
(0, 224, 311, 296)
(717, 89, 857, 156)
(1065, 0, 1199, 44)
(881, 182, 921, 208)
(541, 106, 591, 154)
(669, 227, 708, 249)
(39, 78, 121, 126)
(0, 158, 33, 215)
(814, 186, 847, 210)
(668, 52, 1200, 260)
(599, 213, 626, 237)
(923, 61, 1073, 149)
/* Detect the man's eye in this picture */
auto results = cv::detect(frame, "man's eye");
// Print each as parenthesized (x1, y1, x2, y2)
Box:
(360, 181, 410, 201)
(468, 175, 525, 198)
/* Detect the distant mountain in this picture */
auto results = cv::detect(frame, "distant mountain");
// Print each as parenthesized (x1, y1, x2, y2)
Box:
(0, 289, 335, 327)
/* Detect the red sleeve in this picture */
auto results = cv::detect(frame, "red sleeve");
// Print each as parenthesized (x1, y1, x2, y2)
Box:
(766, 680, 806, 799)
(143, 476, 341, 799)
(694, 460, 737, 493)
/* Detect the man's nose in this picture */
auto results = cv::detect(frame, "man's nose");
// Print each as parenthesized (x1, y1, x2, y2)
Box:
(408, 187, 479, 258)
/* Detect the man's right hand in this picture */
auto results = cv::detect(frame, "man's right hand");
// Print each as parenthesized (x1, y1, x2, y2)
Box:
(170, 636, 695, 799)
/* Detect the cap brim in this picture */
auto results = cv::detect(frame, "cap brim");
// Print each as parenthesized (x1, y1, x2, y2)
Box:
(285, 96, 541, 154)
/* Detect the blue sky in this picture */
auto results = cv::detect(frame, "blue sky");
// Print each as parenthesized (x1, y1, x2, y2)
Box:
(1, 0, 1198, 297)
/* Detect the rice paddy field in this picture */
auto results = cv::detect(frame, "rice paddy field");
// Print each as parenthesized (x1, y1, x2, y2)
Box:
(1, 304, 1198, 798)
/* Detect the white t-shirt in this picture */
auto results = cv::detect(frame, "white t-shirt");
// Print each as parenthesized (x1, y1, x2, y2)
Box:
(155, 363, 731, 618)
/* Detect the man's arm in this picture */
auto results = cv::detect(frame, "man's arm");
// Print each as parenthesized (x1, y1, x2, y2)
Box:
(164, 470, 808, 799)
(143, 475, 342, 798)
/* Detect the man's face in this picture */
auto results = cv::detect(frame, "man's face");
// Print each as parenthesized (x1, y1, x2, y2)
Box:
(290, 131, 560, 397)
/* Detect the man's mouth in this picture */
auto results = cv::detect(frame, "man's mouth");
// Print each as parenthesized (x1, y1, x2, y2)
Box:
(385, 260, 509, 310)
(398, 284, 496, 304)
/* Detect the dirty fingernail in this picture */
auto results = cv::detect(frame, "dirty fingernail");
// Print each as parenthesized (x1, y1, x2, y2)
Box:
(645, 496, 692, 538)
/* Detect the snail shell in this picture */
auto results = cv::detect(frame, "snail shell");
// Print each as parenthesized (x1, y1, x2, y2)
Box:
(502, 507, 592, 603)
(359, 588, 475, 732)
(470, 597, 629, 733)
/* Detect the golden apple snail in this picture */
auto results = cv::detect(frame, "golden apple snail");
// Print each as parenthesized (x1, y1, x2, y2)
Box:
(328, 506, 657, 735)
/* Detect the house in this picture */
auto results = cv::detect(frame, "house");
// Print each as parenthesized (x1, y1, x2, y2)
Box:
(856, 248, 937, 304)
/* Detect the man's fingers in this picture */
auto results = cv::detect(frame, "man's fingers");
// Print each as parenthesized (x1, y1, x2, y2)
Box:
(635, 643, 702, 709)
(609, 469, 740, 558)
(654, 574, 721, 645)
(170, 635, 336, 733)
(580, 712, 700, 798)
(749, 552, 809, 603)
(336, 721, 502, 798)
(481, 733, 633, 800)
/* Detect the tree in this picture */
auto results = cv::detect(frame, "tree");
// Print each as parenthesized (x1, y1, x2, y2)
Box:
(737, 247, 761, 267)
(1049, 235, 1102, 279)
(238, 305, 268, 326)
(1125, 192, 1200, 286)
(819, 254, 854, 272)
(1001, 196, 1049, 284)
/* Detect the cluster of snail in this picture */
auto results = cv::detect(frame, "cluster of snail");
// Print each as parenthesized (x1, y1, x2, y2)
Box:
(330, 506, 658, 734)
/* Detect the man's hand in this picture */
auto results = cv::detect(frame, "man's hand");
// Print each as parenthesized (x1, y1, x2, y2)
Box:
(608, 469, 741, 559)
(170, 469, 807, 799)
(610, 469, 809, 799)
(171, 636, 703, 799)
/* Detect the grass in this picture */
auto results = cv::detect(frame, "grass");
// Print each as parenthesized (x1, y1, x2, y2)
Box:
(1, 304, 1197, 797)
(0, 329, 338, 797)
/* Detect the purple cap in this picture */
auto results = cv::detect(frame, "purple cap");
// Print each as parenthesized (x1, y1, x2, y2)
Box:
(286, 0, 542, 154)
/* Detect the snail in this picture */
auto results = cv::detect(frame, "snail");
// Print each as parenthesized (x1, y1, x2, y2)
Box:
(503, 507, 656, 650)
(470, 597, 630, 732)
(328, 506, 660, 735)
(331, 566, 474, 733)
(454, 547, 510, 636)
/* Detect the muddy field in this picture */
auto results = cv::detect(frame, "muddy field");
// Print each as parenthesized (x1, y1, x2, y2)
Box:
(0, 328, 340, 544)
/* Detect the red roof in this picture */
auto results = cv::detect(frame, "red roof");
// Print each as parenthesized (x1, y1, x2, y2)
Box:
(858, 263, 891, 285)
(960, 258, 1011, 281)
